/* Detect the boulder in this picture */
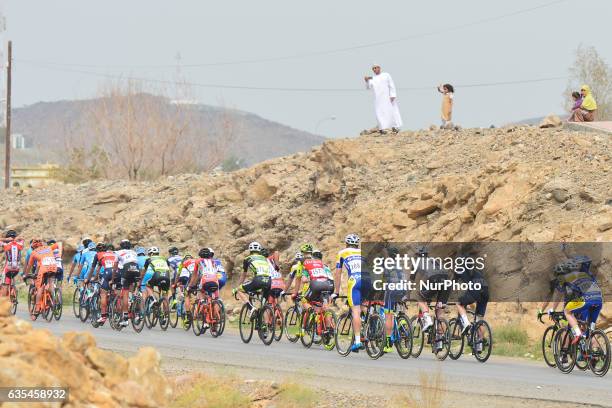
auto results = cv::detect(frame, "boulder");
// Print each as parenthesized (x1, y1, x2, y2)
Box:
(539, 115, 562, 128)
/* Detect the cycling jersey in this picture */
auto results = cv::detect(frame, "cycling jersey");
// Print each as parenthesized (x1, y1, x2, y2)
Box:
(144, 255, 171, 277)
(3, 239, 24, 272)
(25, 247, 35, 273)
(138, 255, 153, 290)
(28, 246, 58, 288)
(243, 254, 271, 277)
(301, 259, 329, 282)
(116, 249, 138, 269)
(555, 270, 602, 302)
(198, 258, 219, 286)
(79, 249, 97, 278)
(168, 254, 182, 280)
(336, 247, 362, 307)
(214, 258, 227, 289)
(179, 258, 198, 279)
(289, 262, 301, 280)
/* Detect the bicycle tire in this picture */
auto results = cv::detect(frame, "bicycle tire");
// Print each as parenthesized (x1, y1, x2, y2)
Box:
(192, 303, 204, 336)
(433, 318, 450, 361)
(216, 299, 226, 336)
(588, 329, 611, 377)
(448, 318, 465, 361)
(395, 314, 413, 359)
(43, 292, 53, 322)
(239, 303, 254, 343)
(53, 288, 63, 321)
(130, 296, 145, 333)
(28, 286, 36, 315)
(210, 300, 225, 338)
(258, 304, 276, 346)
(159, 297, 170, 331)
(9, 285, 18, 315)
(79, 292, 90, 323)
(300, 309, 315, 348)
(111, 297, 124, 332)
(284, 305, 300, 343)
(541, 325, 557, 368)
(335, 311, 354, 357)
(472, 320, 492, 363)
(169, 296, 179, 329)
(90, 293, 101, 328)
(323, 309, 338, 351)
(72, 287, 80, 318)
(365, 313, 385, 360)
(144, 297, 155, 329)
(410, 316, 425, 358)
(553, 327, 576, 374)
(273, 304, 284, 342)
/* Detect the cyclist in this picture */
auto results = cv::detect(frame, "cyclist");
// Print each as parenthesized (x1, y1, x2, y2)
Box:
(45, 239, 63, 288)
(167, 247, 182, 295)
(66, 237, 91, 284)
(454, 253, 489, 336)
(210, 248, 227, 290)
(232, 241, 272, 306)
(176, 253, 197, 321)
(141, 247, 171, 307)
(1, 230, 24, 298)
(115, 239, 140, 326)
(412, 246, 450, 335)
(332, 234, 365, 352)
(25, 239, 57, 316)
(380, 245, 405, 353)
(74, 241, 97, 286)
(540, 258, 603, 344)
(283, 252, 304, 296)
(87, 243, 118, 324)
(296, 244, 334, 326)
(312, 249, 334, 284)
(262, 247, 284, 299)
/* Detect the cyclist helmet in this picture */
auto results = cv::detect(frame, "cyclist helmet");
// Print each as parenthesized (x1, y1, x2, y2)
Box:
(47, 239, 57, 245)
(168, 246, 179, 256)
(82, 237, 92, 247)
(183, 253, 193, 261)
(345, 234, 360, 246)
(300, 243, 314, 253)
(261, 247, 270, 257)
(120, 239, 132, 250)
(248, 241, 262, 253)
(207, 247, 215, 257)
(31, 239, 43, 249)
(312, 249, 323, 260)
(148, 246, 160, 256)
(5, 230, 16, 239)
(135, 246, 146, 256)
(87, 241, 96, 250)
(199, 247, 213, 259)
(565, 259, 580, 272)
(96, 242, 106, 252)
(553, 262, 569, 276)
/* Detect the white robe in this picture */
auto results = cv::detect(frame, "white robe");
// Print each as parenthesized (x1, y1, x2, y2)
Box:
(366, 72, 403, 129)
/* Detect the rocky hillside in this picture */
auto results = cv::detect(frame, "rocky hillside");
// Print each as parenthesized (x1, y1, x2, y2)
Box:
(1, 126, 611, 293)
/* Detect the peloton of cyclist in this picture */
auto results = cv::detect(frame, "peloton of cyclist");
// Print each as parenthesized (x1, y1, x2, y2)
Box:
(115, 239, 140, 326)
(1, 230, 24, 298)
(86, 243, 119, 324)
(25, 239, 58, 317)
(332, 234, 365, 352)
(295, 244, 334, 317)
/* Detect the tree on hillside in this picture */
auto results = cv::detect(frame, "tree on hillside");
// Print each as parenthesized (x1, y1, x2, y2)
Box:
(564, 45, 611, 120)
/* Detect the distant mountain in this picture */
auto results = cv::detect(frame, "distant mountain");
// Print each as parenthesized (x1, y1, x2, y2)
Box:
(12, 97, 326, 168)
(509, 113, 567, 126)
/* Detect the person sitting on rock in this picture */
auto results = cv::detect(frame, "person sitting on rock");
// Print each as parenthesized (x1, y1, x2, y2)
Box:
(568, 85, 597, 122)
(570, 91, 583, 112)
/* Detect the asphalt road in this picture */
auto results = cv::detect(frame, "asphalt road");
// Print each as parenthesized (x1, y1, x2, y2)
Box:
(19, 310, 612, 407)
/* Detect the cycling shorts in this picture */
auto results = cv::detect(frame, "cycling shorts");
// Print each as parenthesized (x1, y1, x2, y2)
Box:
(200, 281, 219, 296)
(241, 275, 271, 298)
(55, 267, 64, 282)
(418, 274, 451, 305)
(269, 288, 283, 299)
(121, 262, 140, 288)
(148, 272, 170, 292)
(78, 265, 89, 280)
(565, 296, 602, 324)
(305, 279, 334, 303)
(35, 270, 55, 289)
(347, 275, 362, 307)
(141, 271, 154, 291)
(2, 270, 19, 285)
(459, 286, 490, 317)
(100, 269, 113, 291)
(177, 276, 189, 287)
(217, 272, 227, 289)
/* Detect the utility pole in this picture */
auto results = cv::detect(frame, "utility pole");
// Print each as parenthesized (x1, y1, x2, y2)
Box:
(4, 40, 11, 189)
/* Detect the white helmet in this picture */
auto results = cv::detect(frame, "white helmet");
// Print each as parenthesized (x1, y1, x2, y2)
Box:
(345, 234, 360, 246)
(148, 246, 160, 256)
(248, 241, 262, 252)
(207, 247, 215, 256)
(294, 252, 304, 261)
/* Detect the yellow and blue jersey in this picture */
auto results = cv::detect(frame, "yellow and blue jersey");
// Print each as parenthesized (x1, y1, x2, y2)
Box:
(335, 247, 362, 278)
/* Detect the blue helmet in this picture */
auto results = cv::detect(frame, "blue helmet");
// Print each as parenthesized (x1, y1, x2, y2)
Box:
(136, 246, 146, 255)
(87, 242, 96, 250)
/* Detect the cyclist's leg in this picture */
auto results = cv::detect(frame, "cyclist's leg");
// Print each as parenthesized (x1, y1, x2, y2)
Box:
(34, 270, 44, 312)
(348, 276, 363, 346)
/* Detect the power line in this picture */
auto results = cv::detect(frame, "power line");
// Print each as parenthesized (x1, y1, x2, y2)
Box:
(18, 60, 567, 92)
(14, 0, 569, 69)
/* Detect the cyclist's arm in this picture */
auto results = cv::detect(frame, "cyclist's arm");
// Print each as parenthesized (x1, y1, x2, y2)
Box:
(24, 252, 35, 277)
(333, 267, 342, 294)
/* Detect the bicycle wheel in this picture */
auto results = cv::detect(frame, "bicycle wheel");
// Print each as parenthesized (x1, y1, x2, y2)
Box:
(79, 293, 90, 323)
(238, 303, 254, 343)
(210, 300, 225, 338)
(553, 327, 576, 374)
(216, 299, 226, 336)
(300, 309, 315, 348)
(169, 295, 179, 329)
(472, 320, 492, 363)
(53, 288, 63, 321)
(144, 297, 155, 329)
(395, 314, 413, 359)
(111, 297, 124, 332)
(130, 296, 145, 333)
(323, 309, 338, 351)
(90, 293, 101, 328)
(192, 303, 204, 336)
(159, 297, 170, 331)
(588, 329, 611, 377)
(541, 325, 557, 368)
(28, 287, 36, 315)
(9, 286, 18, 315)
(365, 313, 385, 360)
(258, 304, 276, 346)
(410, 316, 425, 358)
(43, 292, 54, 322)
(72, 287, 80, 318)
(433, 318, 450, 361)
(448, 318, 465, 361)
(335, 311, 354, 357)
(284, 305, 301, 343)
(273, 304, 284, 342)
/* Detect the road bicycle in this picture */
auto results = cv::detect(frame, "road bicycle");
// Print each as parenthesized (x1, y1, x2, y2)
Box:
(335, 297, 382, 357)
(1, 276, 19, 315)
(284, 295, 304, 343)
(448, 306, 493, 363)
(381, 301, 414, 359)
(29, 275, 55, 322)
(110, 286, 145, 332)
(143, 287, 170, 331)
(410, 304, 451, 360)
(552, 313, 611, 376)
(538, 311, 567, 367)
(299, 291, 337, 351)
(236, 290, 276, 346)
(267, 292, 284, 342)
(191, 288, 225, 337)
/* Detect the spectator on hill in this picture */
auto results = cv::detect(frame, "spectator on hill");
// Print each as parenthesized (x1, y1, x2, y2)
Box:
(437, 83, 455, 129)
(569, 85, 597, 122)
(362, 64, 402, 135)
(570, 91, 583, 111)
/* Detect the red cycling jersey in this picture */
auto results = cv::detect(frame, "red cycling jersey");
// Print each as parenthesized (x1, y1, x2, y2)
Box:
(3, 239, 24, 273)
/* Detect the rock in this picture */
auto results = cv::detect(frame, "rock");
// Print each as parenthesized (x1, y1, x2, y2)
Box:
(579, 190, 597, 203)
(406, 200, 439, 219)
(552, 189, 569, 203)
(128, 347, 173, 406)
(539, 115, 562, 128)
(62, 331, 96, 355)
(597, 216, 612, 232)
(85, 347, 129, 386)
(0, 299, 11, 317)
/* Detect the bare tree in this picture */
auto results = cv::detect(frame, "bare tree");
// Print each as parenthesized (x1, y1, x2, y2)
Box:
(564, 45, 611, 120)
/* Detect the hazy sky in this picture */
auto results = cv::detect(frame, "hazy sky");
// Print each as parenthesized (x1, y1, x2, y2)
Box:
(3, 0, 612, 137)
